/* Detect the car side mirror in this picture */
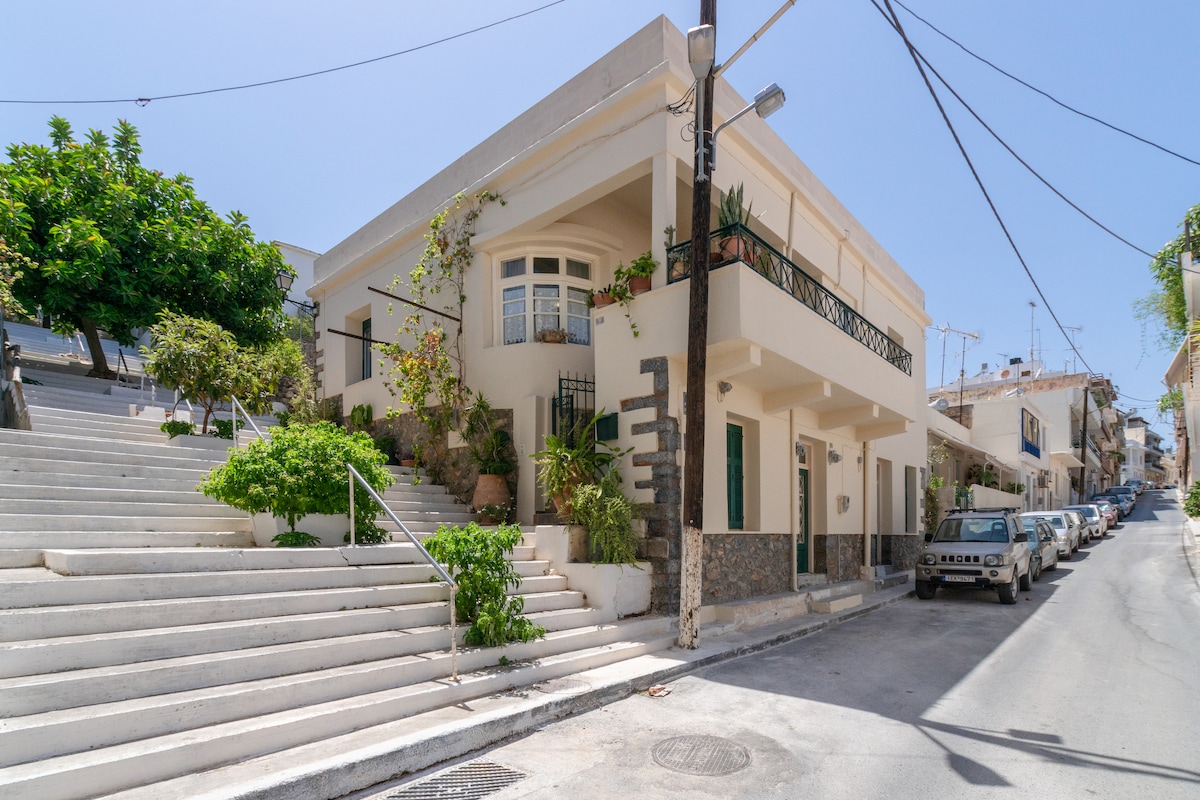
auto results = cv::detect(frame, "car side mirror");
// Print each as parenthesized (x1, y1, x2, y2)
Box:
(1014, 532, 1028, 543)
(923, 533, 933, 543)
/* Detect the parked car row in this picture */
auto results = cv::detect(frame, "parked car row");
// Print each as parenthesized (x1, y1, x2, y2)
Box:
(915, 491, 1143, 604)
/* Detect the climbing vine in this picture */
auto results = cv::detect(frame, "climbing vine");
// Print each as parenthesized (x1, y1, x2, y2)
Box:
(381, 191, 503, 437)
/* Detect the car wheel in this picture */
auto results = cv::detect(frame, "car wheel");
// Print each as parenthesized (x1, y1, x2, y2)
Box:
(1046, 551, 1059, 571)
(1019, 565, 1033, 591)
(1061, 547, 1071, 561)
(1030, 557, 1042, 582)
(915, 581, 937, 600)
(998, 573, 1019, 605)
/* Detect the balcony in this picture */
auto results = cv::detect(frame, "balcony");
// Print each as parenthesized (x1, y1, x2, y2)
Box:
(667, 224, 912, 375)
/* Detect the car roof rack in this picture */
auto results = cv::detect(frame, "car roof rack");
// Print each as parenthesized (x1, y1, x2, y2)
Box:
(945, 507, 1017, 515)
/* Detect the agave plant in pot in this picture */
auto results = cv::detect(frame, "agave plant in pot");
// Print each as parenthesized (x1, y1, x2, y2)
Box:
(717, 183, 756, 263)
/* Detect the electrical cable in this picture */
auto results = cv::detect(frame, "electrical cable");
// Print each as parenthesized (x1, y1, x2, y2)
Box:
(871, 0, 1095, 377)
(882, 9, 1156, 259)
(892, 0, 1200, 169)
(0, 0, 569, 106)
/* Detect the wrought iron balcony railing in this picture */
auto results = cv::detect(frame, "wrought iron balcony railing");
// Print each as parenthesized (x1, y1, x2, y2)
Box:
(666, 223, 912, 375)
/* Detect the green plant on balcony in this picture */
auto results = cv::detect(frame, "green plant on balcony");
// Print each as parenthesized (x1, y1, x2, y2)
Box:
(717, 183, 757, 264)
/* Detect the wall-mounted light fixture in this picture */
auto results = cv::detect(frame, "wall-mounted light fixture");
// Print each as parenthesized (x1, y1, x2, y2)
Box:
(836, 495, 851, 513)
(717, 381, 732, 402)
(828, 447, 842, 464)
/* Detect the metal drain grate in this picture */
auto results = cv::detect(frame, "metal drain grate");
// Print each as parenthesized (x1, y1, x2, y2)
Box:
(651, 735, 752, 776)
(386, 760, 528, 800)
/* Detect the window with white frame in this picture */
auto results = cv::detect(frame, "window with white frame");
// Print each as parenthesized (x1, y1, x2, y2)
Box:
(499, 255, 592, 345)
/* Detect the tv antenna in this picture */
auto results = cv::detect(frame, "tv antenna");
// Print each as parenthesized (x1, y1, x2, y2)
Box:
(933, 325, 980, 407)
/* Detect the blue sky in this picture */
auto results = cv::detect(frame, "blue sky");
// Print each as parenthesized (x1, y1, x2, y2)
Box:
(3, 1, 1195, 440)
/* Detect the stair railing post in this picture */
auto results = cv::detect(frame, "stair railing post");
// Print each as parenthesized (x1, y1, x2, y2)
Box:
(348, 466, 356, 547)
(450, 584, 458, 682)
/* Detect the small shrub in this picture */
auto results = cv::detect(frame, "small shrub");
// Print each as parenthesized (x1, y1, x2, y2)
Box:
(567, 476, 640, 565)
(275, 411, 292, 427)
(199, 421, 393, 534)
(209, 418, 244, 440)
(273, 530, 321, 547)
(160, 420, 196, 439)
(423, 522, 546, 647)
(1184, 482, 1200, 518)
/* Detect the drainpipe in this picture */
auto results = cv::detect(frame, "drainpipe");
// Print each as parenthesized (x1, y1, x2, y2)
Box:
(791, 409, 798, 593)
(862, 440, 871, 579)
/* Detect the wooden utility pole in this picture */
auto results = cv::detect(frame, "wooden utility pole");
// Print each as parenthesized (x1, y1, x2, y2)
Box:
(679, 0, 716, 649)
(1078, 382, 1089, 502)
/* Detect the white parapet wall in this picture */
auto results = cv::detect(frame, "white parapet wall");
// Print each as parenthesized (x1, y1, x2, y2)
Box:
(534, 524, 651, 621)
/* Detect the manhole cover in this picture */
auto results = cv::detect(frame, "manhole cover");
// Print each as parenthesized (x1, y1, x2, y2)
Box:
(386, 760, 527, 800)
(651, 735, 752, 776)
(533, 677, 590, 695)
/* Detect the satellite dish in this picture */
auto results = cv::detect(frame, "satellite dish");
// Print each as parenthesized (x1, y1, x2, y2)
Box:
(929, 397, 950, 411)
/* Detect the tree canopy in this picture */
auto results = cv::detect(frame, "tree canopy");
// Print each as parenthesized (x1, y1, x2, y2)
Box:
(0, 117, 291, 376)
(1138, 202, 1200, 353)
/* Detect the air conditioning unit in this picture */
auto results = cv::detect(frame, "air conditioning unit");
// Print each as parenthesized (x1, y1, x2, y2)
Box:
(1037, 469, 1049, 488)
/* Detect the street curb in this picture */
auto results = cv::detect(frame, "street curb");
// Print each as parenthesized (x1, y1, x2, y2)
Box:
(1183, 516, 1200, 588)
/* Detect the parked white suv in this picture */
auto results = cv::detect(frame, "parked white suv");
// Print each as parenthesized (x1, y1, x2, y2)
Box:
(916, 508, 1032, 605)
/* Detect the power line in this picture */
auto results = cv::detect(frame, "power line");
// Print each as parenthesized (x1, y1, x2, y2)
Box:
(879, 10, 1156, 259)
(892, 0, 1200, 168)
(870, 0, 1095, 377)
(0, 1, 568, 106)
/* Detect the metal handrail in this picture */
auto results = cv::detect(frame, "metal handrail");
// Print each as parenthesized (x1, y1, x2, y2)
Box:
(229, 396, 267, 450)
(666, 222, 913, 374)
(347, 462, 459, 680)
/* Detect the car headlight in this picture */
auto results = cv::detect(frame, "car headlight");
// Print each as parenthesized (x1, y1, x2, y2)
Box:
(984, 554, 1004, 567)
(921, 553, 936, 565)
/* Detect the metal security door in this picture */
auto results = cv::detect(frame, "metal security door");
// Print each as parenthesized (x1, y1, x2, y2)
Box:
(726, 423, 744, 530)
(797, 467, 810, 573)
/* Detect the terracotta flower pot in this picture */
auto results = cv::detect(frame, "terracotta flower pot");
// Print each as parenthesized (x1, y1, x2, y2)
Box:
(628, 276, 651, 295)
(592, 292, 615, 307)
(473, 473, 511, 512)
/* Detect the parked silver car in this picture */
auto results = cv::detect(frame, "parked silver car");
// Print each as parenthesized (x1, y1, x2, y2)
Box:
(1019, 511, 1079, 559)
(917, 507, 1032, 604)
(1017, 516, 1059, 579)
(1064, 503, 1106, 539)
(1062, 509, 1091, 545)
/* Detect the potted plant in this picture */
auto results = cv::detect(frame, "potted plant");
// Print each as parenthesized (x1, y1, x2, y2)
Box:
(717, 183, 756, 263)
(198, 421, 394, 546)
(564, 471, 640, 564)
(591, 285, 616, 307)
(532, 411, 630, 517)
(536, 328, 571, 344)
(461, 392, 517, 513)
(615, 251, 658, 295)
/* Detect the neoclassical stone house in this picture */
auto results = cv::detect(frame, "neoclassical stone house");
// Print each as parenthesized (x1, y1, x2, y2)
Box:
(309, 16, 931, 612)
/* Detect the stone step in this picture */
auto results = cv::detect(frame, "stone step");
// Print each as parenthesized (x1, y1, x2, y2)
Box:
(30, 421, 168, 445)
(27, 406, 168, 434)
(0, 618, 667, 799)
(0, 514, 253, 533)
(0, 457, 214, 483)
(0, 428, 231, 463)
(0, 484, 224, 506)
(0, 559, 552, 609)
(0, 471, 203, 492)
(0, 442, 229, 473)
(0, 498, 245, 520)
(0, 531, 255, 552)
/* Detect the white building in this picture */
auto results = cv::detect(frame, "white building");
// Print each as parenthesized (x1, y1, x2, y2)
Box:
(308, 17, 931, 612)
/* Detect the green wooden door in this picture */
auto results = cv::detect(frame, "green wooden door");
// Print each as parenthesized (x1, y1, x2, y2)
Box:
(726, 423, 744, 529)
(797, 467, 810, 573)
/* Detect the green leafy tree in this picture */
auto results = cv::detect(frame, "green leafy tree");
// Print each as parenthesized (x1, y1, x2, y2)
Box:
(0, 116, 290, 377)
(142, 311, 304, 432)
(198, 421, 394, 539)
(1137, 202, 1200, 353)
(0, 239, 31, 318)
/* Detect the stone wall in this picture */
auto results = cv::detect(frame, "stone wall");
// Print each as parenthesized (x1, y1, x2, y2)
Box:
(813, 533, 864, 583)
(701, 533, 792, 604)
(881, 534, 922, 571)
(621, 357, 681, 615)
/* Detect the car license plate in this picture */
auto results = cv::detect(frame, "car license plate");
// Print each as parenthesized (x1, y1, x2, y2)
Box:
(945, 575, 975, 583)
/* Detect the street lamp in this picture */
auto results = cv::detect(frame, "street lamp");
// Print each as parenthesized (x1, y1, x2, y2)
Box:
(276, 269, 316, 314)
(706, 83, 786, 174)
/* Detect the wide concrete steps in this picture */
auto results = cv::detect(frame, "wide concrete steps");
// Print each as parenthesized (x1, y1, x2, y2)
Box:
(0, 538, 657, 800)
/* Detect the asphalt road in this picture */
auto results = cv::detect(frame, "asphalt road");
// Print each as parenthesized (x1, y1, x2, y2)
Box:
(380, 490, 1200, 799)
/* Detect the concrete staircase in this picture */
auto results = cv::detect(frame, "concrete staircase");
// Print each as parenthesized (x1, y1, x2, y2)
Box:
(0, 372, 673, 799)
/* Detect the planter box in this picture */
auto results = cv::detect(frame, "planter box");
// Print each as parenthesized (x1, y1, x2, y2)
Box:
(251, 513, 351, 547)
(532, 524, 650, 620)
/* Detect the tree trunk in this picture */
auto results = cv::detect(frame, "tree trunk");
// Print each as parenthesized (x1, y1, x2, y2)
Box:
(80, 318, 114, 378)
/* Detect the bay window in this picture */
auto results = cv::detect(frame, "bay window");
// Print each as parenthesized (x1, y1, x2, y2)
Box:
(499, 255, 592, 345)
